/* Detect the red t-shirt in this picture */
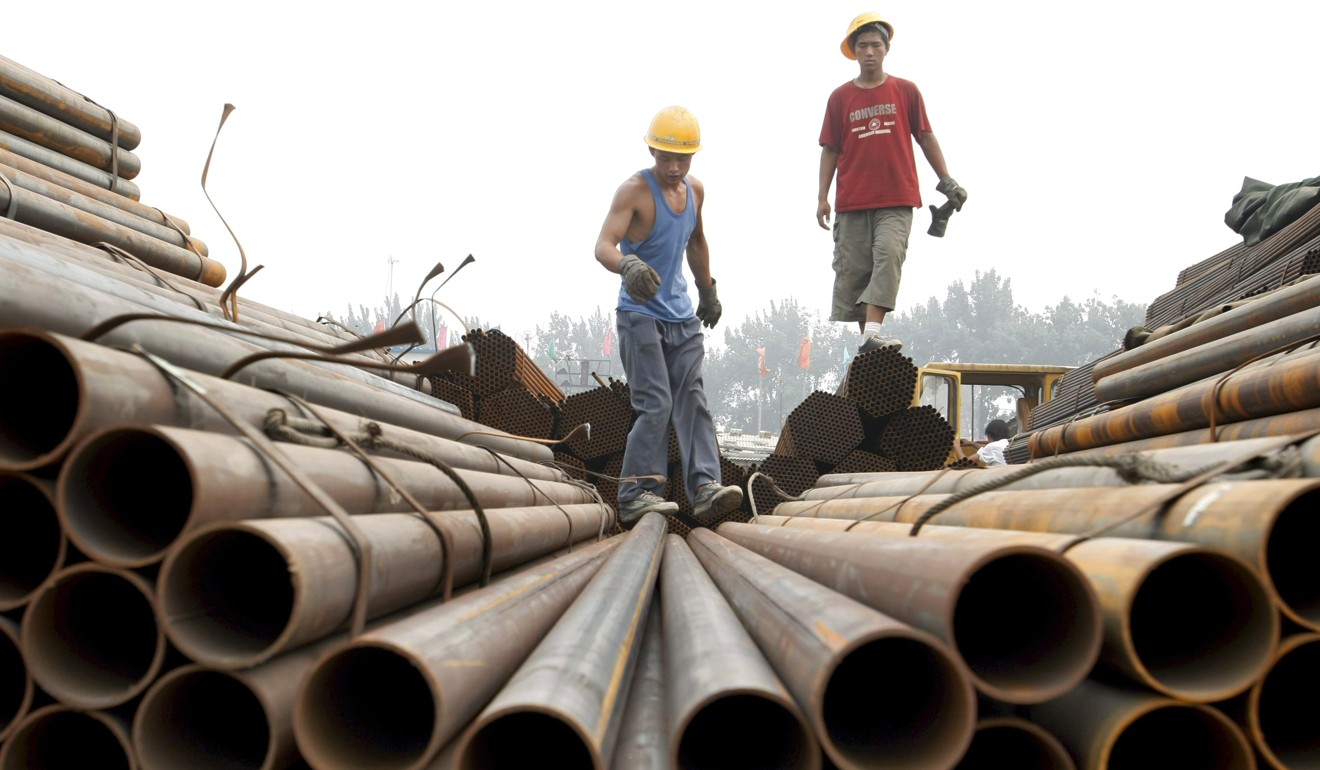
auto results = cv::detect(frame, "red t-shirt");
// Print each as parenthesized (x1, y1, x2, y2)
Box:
(819, 76, 931, 212)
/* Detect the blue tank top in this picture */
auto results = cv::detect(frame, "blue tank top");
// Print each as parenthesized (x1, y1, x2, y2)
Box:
(617, 169, 696, 322)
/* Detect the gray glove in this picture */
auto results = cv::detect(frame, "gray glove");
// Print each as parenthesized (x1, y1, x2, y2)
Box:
(696, 280, 722, 328)
(619, 254, 661, 304)
(936, 176, 968, 211)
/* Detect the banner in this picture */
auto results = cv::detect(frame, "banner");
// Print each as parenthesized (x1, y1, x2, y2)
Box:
(757, 345, 769, 377)
(437, 323, 448, 350)
(798, 336, 811, 369)
(603, 327, 613, 357)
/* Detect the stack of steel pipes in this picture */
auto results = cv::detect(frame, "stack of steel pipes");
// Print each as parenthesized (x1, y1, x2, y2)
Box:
(0, 56, 224, 287)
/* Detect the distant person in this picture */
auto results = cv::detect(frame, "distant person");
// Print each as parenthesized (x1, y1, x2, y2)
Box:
(977, 419, 1012, 466)
(593, 105, 744, 528)
(817, 12, 967, 354)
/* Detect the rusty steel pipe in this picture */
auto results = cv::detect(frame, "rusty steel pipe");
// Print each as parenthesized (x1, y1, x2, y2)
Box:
(0, 330, 553, 474)
(57, 424, 593, 567)
(715, 521, 1101, 705)
(157, 504, 611, 669)
(610, 601, 667, 770)
(293, 537, 621, 770)
(1095, 304, 1320, 404)
(775, 478, 1320, 631)
(1030, 346, 1320, 456)
(0, 704, 137, 770)
(0, 92, 142, 178)
(0, 255, 555, 463)
(0, 616, 33, 744)
(0, 55, 143, 149)
(19, 563, 167, 709)
(0, 148, 179, 230)
(454, 513, 667, 770)
(1230, 632, 1320, 770)
(686, 528, 975, 770)
(660, 535, 820, 769)
(1050, 413, 1320, 466)
(954, 716, 1075, 770)
(0, 128, 140, 199)
(1027, 679, 1255, 770)
(0, 472, 64, 611)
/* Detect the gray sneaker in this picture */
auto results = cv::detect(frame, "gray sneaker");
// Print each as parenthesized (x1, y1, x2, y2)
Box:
(692, 483, 743, 523)
(618, 491, 679, 528)
(859, 332, 903, 354)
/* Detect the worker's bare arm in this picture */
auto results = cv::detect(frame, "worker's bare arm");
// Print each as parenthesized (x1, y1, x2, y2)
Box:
(685, 177, 712, 288)
(916, 131, 951, 180)
(594, 175, 647, 273)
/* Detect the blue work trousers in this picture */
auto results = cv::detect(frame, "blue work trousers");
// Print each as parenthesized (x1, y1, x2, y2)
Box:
(616, 311, 721, 505)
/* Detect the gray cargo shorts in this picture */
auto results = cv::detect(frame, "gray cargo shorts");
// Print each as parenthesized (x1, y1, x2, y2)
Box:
(830, 206, 914, 322)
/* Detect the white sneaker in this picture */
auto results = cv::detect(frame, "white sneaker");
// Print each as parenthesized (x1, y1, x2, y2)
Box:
(859, 333, 903, 353)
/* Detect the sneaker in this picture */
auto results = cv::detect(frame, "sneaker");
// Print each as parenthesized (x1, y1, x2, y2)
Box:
(692, 483, 744, 523)
(858, 332, 903, 354)
(618, 491, 679, 528)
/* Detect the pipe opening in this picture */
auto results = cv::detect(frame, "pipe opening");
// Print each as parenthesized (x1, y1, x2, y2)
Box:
(1266, 490, 1320, 628)
(160, 530, 294, 663)
(0, 710, 132, 770)
(953, 552, 1100, 703)
(1256, 637, 1320, 767)
(0, 475, 62, 608)
(955, 721, 1072, 770)
(296, 645, 436, 770)
(1107, 705, 1251, 770)
(0, 624, 29, 736)
(23, 569, 159, 706)
(677, 693, 814, 770)
(60, 429, 192, 564)
(462, 712, 594, 770)
(822, 636, 973, 770)
(1129, 552, 1275, 700)
(0, 335, 77, 469)
(136, 669, 272, 770)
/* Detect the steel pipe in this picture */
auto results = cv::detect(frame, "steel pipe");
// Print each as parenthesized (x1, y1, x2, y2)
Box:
(775, 478, 1320, 631)
(1027, 679, 1255, 770)
(157, 504, 611, 669)
(20, 563, 167, 709)
(293, 537, 621, 770)
(686, 528, 975, 770)
(0, 148, 177, 229)
(0, 128, 139, 199)
(0, 704, 137, 770)
(609, 601, 667, 770)
(715, 521, 1101, 704)
(57, 424, 593, 567)
(0, 616, 33, 744)
(0, 92, 142, 177)
(0, 54, 143, 149)
(0, 472, 64, 611)
(660, 534, 819, 769)
(454, 513, 667, 770)
(954, 716, 1075, 770)
(1232, 632, 1320, 770)
(1048, 414, 1320, 466)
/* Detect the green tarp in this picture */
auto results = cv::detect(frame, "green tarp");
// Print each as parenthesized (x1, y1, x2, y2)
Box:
(1224, 175, 1320, 246)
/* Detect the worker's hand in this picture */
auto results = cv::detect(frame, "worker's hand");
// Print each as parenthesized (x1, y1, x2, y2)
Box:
(619, 254, 661, 304)
(696, 280, 722, 328)
(816, 199, 832, 229)
(936, 176, 968, 211)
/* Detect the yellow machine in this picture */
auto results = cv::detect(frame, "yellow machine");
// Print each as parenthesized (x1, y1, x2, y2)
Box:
(914, 361, 1073, 460)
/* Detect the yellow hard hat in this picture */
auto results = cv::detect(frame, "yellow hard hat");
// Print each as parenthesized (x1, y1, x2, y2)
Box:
(644, 106, 701, 154)
(840, 12, 894, 60)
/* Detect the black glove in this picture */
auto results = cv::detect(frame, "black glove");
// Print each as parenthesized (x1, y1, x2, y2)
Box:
(936, 176, 968, 211)
(619, 254, 661, 304)
(696, 280, 722, 328)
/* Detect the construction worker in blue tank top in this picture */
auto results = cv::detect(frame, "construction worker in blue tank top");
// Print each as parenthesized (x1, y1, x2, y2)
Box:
(593, 106, 744, 529)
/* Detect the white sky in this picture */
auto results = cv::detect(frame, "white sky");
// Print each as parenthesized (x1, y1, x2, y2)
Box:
(6, 1, 1316, 350)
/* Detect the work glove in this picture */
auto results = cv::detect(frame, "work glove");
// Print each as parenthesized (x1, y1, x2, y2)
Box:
(619, 254, 661, 304)
(936, 176, 968, 211)
(696, 280, 722, 328)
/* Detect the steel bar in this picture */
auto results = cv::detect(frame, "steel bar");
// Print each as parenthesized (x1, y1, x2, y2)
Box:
(0, 147, 178, 229)
(776, 478, 1320, 631)
(0, 54, 143, 149)
(1230, 632, 1320, 770)
(1026, 679, 1255, 770)
(953, 716, 1075, 770)
(57, 424, 594, 568)
(0, 93, 141, 177)
(715, 521, 1101, 705)
(686, 528, 975, 770)
(609, 601, 666, 770)
(0, 616, 33, 744)
(0, 247, 559, 461)
(454, 513, 667, 770)
(293, 537, 621, 770)
(660, 534, 819, 769)
(20, 563, 166, 709)
(0, 128, 140, 199)
(157, 504, 611, 669)
(0, 704, 137, 770)
(0, 472, 64, 611)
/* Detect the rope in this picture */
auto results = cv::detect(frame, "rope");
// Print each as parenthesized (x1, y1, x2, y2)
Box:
(745, 471, 804, 523)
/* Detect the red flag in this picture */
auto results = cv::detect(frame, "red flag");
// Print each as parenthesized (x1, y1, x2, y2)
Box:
(756, 346, 769, 377)
(603, 327, 614, 357)
(797, 336, 812, 369)
(373, 319, 385, 334)
(437, 323, 448, 349)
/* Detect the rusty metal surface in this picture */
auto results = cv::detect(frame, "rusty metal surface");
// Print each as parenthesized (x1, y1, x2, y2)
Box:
(0, 93, 142, 178)
(0, 128, 140, 199)
(660, 535, 819, 769)
(0, 704, 138, 770)
(1236, 632, 1320, 770)
(610, 601, 666, 770)
(686, 528, 975, 770)
(776, 391, 863, 466)
(954, 716, 1075, 770)
(0, 54, 143, 150)
(0, 148, 176, 229)
(0, 472, 64, 612)
(716, 521, 1101, 705)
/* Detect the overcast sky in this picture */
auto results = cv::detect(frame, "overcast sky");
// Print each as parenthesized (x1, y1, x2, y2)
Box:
(7, 1, 1316, 351)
